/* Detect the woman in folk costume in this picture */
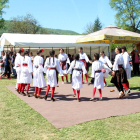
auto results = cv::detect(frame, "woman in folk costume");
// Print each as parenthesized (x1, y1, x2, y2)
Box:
(20, 50, 33, 97)
(14, 48, 24, 93)
(111, 47, 130, 98)
(44, 50, 65, 102)
(90, 53, 111, 101)
(33, 49, 46, 99)
(121, 46, 131, 91)
(99, 51, 113, 86)
(79, 47, 92, 83)
(67, 54, 87, 102)
(58, 48, 70, 84)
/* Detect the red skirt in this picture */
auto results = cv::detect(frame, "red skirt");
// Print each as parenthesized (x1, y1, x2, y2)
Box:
(60, 61, 67, 70)
(80, 59, 87, 70)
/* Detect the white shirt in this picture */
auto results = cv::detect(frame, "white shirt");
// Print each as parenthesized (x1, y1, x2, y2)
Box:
(122, 52, 130, 69)
(58, 53, 70, 63)
(113, 54, 124, 71)
(79, 52, 89, 62)
(99, 56, 112, 68)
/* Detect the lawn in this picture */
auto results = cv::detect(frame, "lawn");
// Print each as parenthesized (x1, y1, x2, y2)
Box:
(0, 73, 140, 140)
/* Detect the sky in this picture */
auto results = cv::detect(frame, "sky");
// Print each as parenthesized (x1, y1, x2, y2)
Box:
(2, 0, 117, 34)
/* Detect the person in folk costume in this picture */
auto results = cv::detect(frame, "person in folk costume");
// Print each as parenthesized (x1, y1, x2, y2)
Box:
(111, 47, 130, 98)
(121, 46, 131, 92)
(90, 53, 111, 101)
(20, 50, 33, 97)
(33, 49, 46, 99)
(44, 50, 65, 102)
(58, 48, 70, 84)
(99, 51, 113, 87)
(79, 47, 92, 83)
(14, 48, 24, 93)
(67, 54, 87, 102)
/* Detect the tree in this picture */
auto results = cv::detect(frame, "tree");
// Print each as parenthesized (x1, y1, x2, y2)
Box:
(109, 0, 140, 32)
(0, 0, 9, 29)
(9, 14, 41, 34)
(84, 17, 102, 34)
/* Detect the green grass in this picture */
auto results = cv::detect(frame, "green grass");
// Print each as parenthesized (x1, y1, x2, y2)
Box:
(0, 73, 140, 140)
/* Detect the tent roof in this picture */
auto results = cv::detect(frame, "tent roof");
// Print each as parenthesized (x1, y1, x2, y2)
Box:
(76, 25, 140, 44)
(0, 33, 109, 50)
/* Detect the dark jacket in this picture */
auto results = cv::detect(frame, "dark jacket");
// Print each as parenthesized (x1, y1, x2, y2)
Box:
(132, 54, 139, 63)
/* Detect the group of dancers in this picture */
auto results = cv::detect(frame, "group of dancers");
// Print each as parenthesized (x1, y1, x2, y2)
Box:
(14, 46, 131, 102)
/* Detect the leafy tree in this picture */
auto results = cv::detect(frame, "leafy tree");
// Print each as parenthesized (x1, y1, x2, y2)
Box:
(109, 0, 140, 32)
(0, 0, 9, 29)
(9, 14, 41, 34)
(84, 17, 102, 34)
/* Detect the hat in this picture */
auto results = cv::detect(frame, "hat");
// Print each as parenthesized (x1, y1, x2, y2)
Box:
(41, 49, 44, 51)
(135, 50, 138, 52)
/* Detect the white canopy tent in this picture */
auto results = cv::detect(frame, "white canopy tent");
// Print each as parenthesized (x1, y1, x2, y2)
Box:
(0, 33, 109, 58)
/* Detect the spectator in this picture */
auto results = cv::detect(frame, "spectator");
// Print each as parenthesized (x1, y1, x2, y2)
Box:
(67, 54, 73, 82)
(132, 50, 140, 75)
(29, 52, 34, 63)
(0, 52, 14, 79)
(131, 47, 136, 56)
(131, 47, 136, 72)
(10, 47, 14, 56)
(12, 51, 17, 77)
(108, 49, 115, 62)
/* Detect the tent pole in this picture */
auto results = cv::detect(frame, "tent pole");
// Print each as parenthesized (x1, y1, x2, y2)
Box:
(90, 46, 91, 57)
(110, 41, 112, 61)
(68, 47, 69, 54)
(14, 46, 15, 51)
(75, 47, 76, 53)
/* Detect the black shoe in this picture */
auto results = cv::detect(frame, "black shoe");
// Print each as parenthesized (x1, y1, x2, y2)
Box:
(51, 97, 55, 102)
(77, 99, 81, 102)
(44, 95, 48, 100)
(20, 92, 26, 96)
(25, 92, 30, 97)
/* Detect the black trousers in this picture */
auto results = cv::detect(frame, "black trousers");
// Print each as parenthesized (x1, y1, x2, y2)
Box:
(114, 82, 124, 92)
(133, 63, 139, 74)
(1, 65, 11, 78)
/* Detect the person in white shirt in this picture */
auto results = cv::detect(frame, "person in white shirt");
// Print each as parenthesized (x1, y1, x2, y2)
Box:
(44, 50, 65, 102)
(58, 48, 70, 84)
(99, 51, 113, 86)
(67, 53, 87, 102)
(33, 49, 46, 99)
(121, 46, 131, 90)
(79, 47, 92, 83)
(20, 50, 33, 97)
(111, 47, 130, 98)
(14, 49, 24, 92)
(90, 53, 111, 101)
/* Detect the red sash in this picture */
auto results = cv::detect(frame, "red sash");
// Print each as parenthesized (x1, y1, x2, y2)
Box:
(23, 63, 28, 67)
(80, 59, 87, 70)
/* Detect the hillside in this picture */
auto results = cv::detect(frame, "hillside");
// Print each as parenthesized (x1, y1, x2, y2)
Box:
(0, 20, 80, 36)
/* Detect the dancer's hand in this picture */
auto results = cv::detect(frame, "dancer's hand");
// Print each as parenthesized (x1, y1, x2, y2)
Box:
(111, 71, 115, 76)
(63, 74, 67, 77)
(31, 72, 33, 75)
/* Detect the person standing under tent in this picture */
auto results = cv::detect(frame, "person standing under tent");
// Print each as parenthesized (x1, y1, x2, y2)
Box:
(121, 46, 131, 91)
(44, 50, 65, 102)
(132, 50, 140, 75)
(67, 54, 73, 83)
(79, 47, 92, 83)
(33, 49, 46, 99)
(20, 50, 33, 97)
(0, 52, 14, 79)
(14, 49, 24, 92)
(67, 53, 87, 102)
(90, 53, 111, 101)
(58, 48, 70, 84)
(99, 51, 113, 87)
(111, 47, 130, 98)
